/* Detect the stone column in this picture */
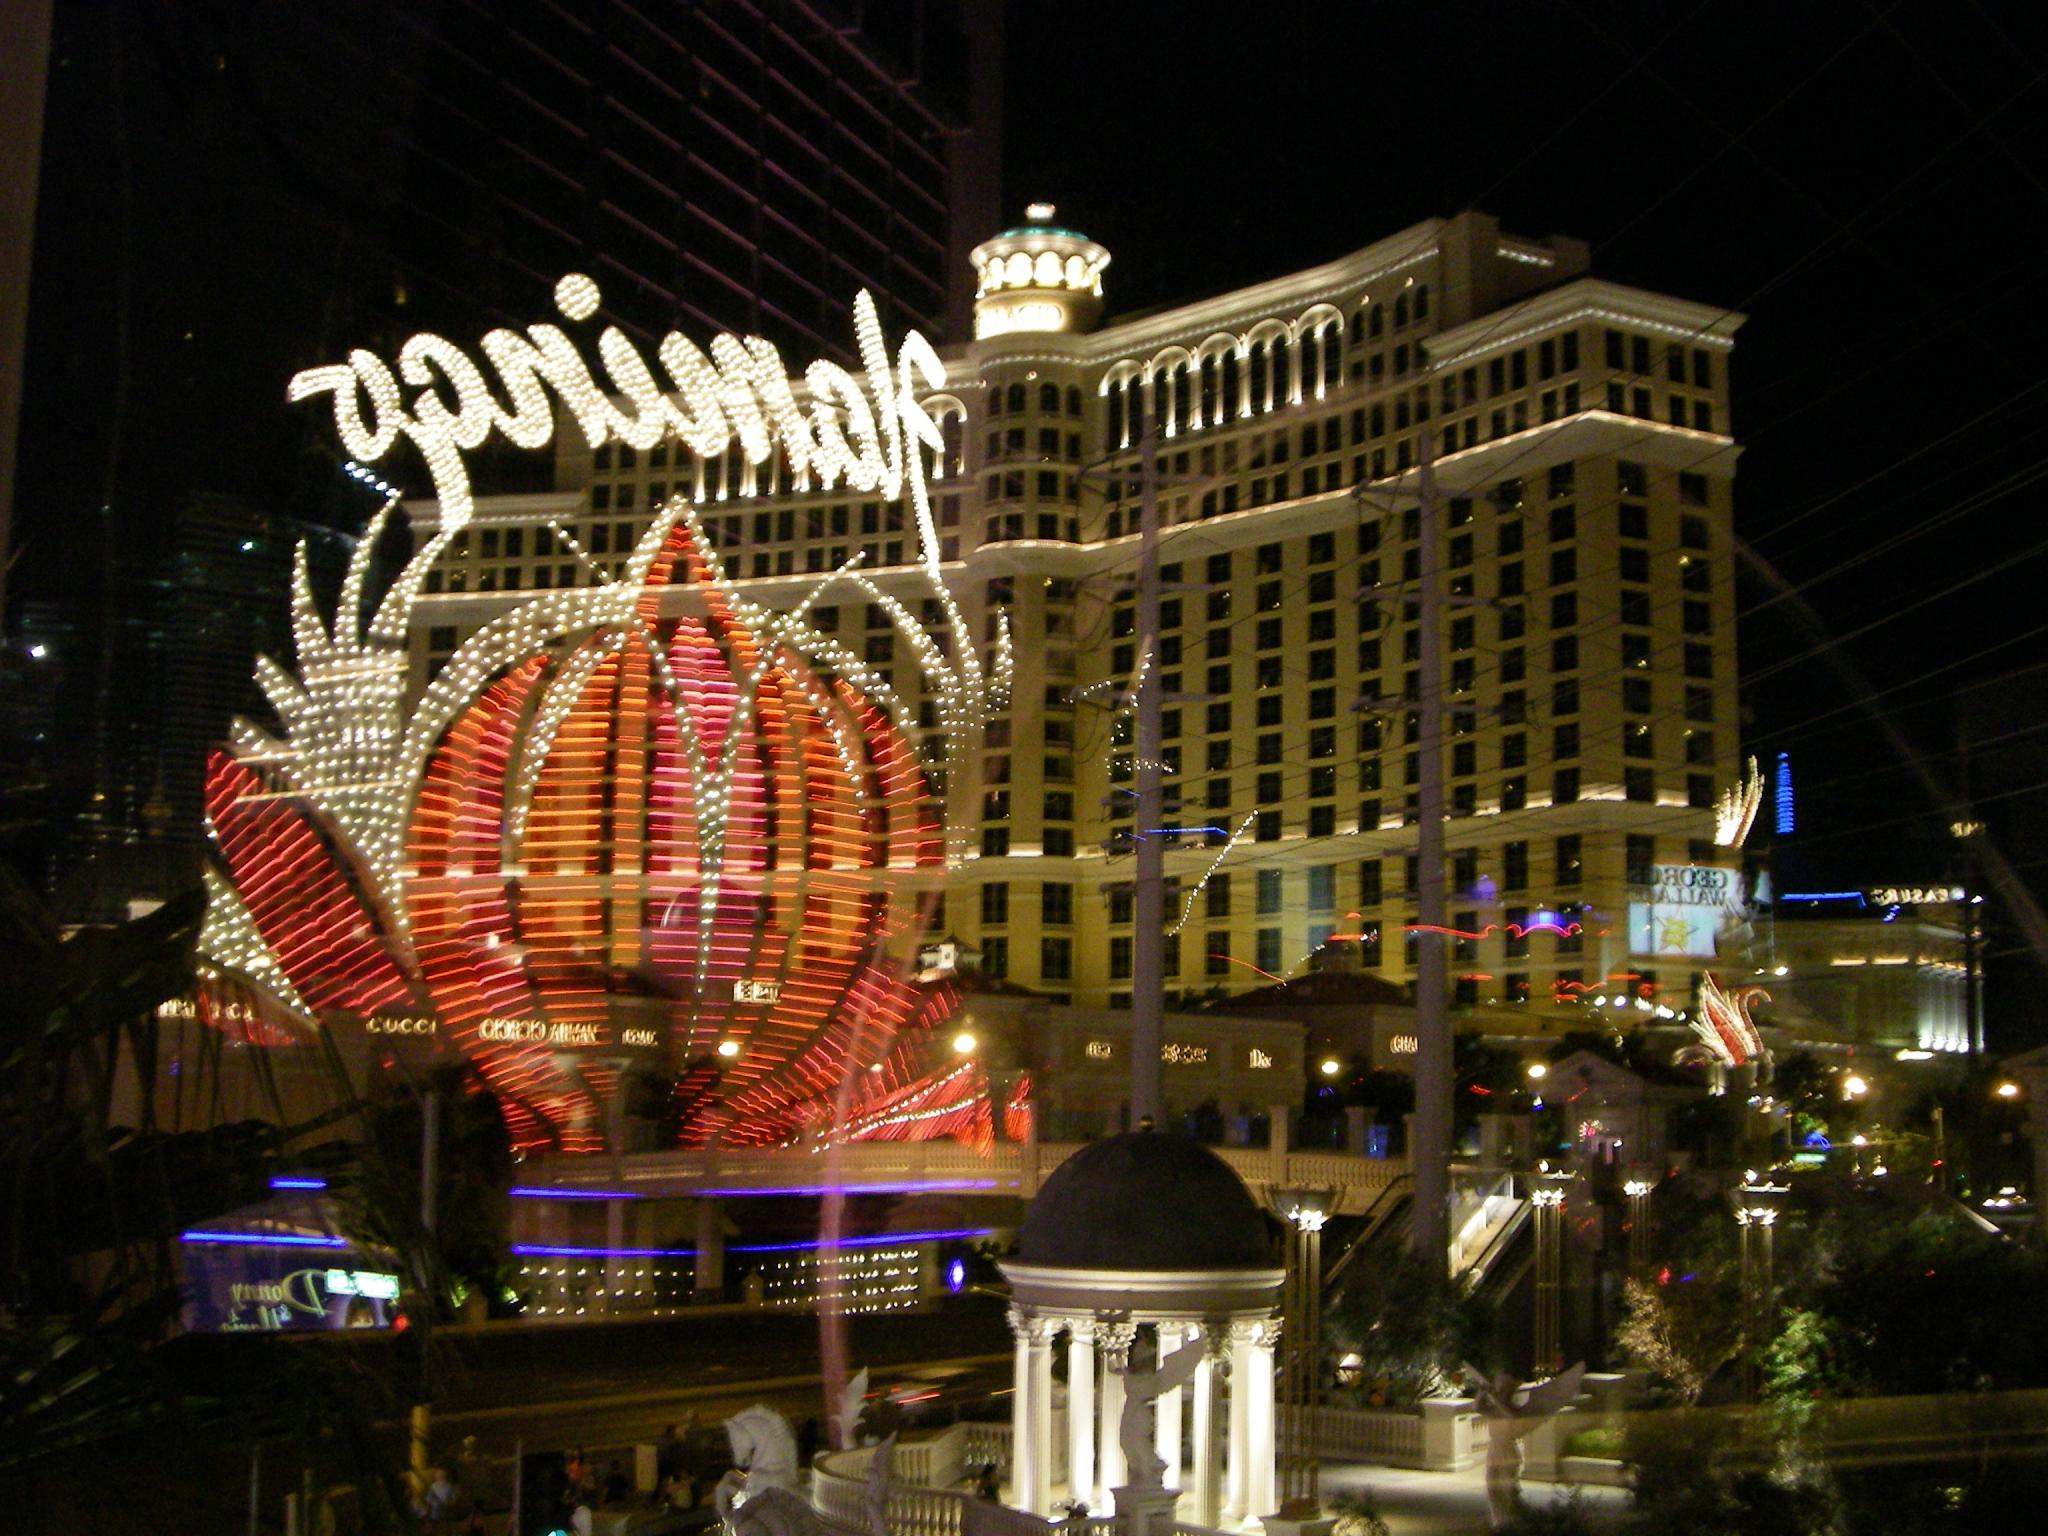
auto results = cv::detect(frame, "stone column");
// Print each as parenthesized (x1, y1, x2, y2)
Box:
(1245, 1318, 1281, 1522)
(1029, 1314, 1057, 1514)
(1155, 1323, 1185, 1491)
(1190, 1325, 1225, 1528)
(1067, 1319, 1097, 1512)
(605, 1197, 628, 1301)
(1009, 1304, 1040, 1513)
(1224, 1321, 1252, 1526)
(1097, 1319, 1136, 1510)
(693, 1197, 724, 1297)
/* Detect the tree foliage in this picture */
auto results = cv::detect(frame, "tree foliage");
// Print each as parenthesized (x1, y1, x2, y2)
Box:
(1325, 1241, 1495, 1402)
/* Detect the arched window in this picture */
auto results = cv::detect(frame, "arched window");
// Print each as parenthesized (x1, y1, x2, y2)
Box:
(1349, 309, 1366, 345)
(1222, 351, 1242, 417)
(1394, 293, 1409, 329)
(1065, 386, 1082, 416)
(1172, 367, 1192, 430)
(1006, 382, 1026, 413)
(1039, 382, 1060, 413)
(1107, 387, 1126, 446)
(1248, 343, 1269, 412)
(1199, 355, 1220, 424)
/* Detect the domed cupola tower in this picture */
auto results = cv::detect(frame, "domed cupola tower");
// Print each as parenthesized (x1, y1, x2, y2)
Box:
(970, 203, 1111, 339)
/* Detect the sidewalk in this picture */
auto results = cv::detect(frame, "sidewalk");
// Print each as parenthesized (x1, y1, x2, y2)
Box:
(1321, 1461, 1629, 1536)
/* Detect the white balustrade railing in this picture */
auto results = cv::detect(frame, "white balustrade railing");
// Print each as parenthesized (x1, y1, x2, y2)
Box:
(1302, 1404, 1427, 1466)
(566, 1139, 1407, 1213)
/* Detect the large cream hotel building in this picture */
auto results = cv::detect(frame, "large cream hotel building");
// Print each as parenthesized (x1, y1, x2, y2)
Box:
(406, 208, 1745, 1019)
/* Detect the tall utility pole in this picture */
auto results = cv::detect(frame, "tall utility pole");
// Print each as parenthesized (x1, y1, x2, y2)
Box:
(1409, 419, 1452, 1268)
(1131, 418, 1165, 1129)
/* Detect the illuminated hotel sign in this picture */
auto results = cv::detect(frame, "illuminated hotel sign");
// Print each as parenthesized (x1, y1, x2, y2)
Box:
(1869, 886, 1963, 906)
(185, 1258, 403, 1334)
(1628, 863, 1735, 959)
(472, 1016, 665, 1053)
(1373, 1021, 1423, 1073)
(365, 1013, 438, 1038)
(289, 274, 948, 552)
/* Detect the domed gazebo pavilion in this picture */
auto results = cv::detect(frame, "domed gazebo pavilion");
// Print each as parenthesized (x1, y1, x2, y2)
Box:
(998, 1133, 1285, 1529)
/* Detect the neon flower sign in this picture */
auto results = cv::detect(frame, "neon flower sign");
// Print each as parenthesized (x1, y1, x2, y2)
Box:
(195, 279, 1014, 1154)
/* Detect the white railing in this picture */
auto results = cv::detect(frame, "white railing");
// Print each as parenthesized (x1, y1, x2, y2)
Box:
(895, 1423, 972, 1489)
(560, 1140, 1407, 1214)
(1305, 1405, 1426, 1466)
(962, 1421, 1013, 1477)
(816, 1446, 975, 1536)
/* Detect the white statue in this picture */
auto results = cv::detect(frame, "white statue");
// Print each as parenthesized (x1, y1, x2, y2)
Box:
(715, 1405, 813, 1536)
(715, 1404, 894, 1536)
(1117, 1336, 1205, 1491)
(835, 1367, 870, 1450)
(1461, 1363, 1585, 1529)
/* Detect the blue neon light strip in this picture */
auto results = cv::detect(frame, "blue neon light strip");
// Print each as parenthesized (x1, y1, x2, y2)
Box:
(1781, 891, 1866, 904)
(511, 1179, 1000, 1200)
(269, 1176, 329, 1191)
(509, 1187, 639, 1200)
(694, 1179, 1000, 1198)
(511, 1227, 992, 1260)
(181, 1230, 350, 1249)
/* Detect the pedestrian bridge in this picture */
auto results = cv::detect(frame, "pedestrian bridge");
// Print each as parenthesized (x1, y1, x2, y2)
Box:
(523, 1138, 1408, 1216)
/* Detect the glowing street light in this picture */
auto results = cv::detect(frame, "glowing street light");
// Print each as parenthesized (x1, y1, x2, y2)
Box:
(1995, 1080, 2022, 1100)
(952, 1031, 978, 1056)
(1842, 1073, 1868, 1099)
(1319, 1057, 1342, 1077)
(1525, 1061, 1549, 1081)
(716, 1039, 741, 1059)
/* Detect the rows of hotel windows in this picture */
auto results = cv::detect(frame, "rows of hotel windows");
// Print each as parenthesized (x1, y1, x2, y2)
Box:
(963, 826, 1703, 1004)
(1099, 281, 1439, 448)
(418, 491, 974, 596)
(1095, 316, 1717, 470)
(509, 309, 1722, 564)
(969, 458, 1728, 856)
(981, 325, 1718, 547)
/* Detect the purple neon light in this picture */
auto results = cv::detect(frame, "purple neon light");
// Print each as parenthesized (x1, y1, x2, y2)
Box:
(269, 1176, 328, 1191)
(511, 1179, 999, 1200)
(732, 1228, 993, 1255)
(181, 1230, 350, 1249)
(511, 1227, 993, 1260)
(692, 1179, 999, 1198)
(509, 1186, 640, 1200)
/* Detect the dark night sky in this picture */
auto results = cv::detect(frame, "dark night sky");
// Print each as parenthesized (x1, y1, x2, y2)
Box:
(1005, 0, 2048, 894)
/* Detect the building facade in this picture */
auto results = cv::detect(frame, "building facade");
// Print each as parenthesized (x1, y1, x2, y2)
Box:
(402, 208, 1746, 1019)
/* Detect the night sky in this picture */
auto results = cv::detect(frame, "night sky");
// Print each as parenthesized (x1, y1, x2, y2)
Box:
(1006, 0, 2048, 893)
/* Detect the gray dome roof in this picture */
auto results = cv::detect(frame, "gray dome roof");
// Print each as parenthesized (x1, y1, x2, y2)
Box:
(1016, 1133, 1274, 1271)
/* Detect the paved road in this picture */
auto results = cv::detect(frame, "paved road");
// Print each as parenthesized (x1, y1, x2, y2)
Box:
(403, 1294, 1013, 1486)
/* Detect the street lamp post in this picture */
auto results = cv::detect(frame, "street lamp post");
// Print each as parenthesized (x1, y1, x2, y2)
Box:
(1530, 1169, 1572, 1375)
(1621, 1168, 1657, 1274)
(1271, 1187, 1336, 1517)
(1734, 1176, 1788, 1401)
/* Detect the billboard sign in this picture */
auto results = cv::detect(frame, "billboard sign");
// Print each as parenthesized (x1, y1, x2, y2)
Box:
(1627, 864, 1735, 959)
